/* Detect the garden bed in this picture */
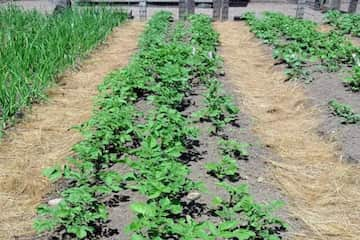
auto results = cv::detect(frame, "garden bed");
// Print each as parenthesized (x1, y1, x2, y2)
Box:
(32, 12, 288, 240)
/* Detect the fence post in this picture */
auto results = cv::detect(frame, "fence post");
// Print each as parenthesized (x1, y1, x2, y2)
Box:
(329, 0, 341, 9)
(187, 0, 195, 14)
(314, 0, 321, 10)
(213, 0, 221, 21)
(220, 0, 229, 20)
(139, 0, 147, 21)
(296, 0, 306, 19)
(348, 0, 359, 13)
(179, 0, 186, 19)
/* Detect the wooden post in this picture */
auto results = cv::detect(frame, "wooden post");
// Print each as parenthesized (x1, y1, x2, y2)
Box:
(348, 0, 359, 13)
(296, 0, 306, 19)
(139, 0, 147, 21)
(329, 0, 341, 9)
(179, 0, 186, 19)
(179, 0, 194, 19)
(213, 0, 221, 21)
(187, 0, 195, 14)
(221, 0, 229, 21)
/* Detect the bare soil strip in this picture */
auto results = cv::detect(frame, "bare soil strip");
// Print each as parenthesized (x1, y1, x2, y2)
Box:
(215, 21, 360, 240)
(0, 21, 144, 240)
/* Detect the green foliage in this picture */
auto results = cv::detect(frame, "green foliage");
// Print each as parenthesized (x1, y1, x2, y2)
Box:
(34, 185, 109, 238)
(34, 12, 173, 239)
(205, 155, 239, 180)
(244, 11, 360, 86)
(194, 79, 239, 133)
(212, 182, 287, 239)
(128, 199, 182, 239)
(35, 12, 285, 240)
(0, 6, 127, 129)
(219, 139, 249, 159)
(345, 65, 360, 91)
(329, 99, 360, 124)
(325, 10, 360, 37)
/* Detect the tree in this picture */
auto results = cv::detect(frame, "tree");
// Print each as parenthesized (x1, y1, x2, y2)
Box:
(348, 0, 359, 13)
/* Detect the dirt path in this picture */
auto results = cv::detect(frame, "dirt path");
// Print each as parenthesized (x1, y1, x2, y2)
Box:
(215, 21, 360, 240)
(0, 21, 144, 240)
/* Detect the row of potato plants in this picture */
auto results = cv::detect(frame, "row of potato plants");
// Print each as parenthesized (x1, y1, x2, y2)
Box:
(244, 12, 360, 91)
(35, 12, 285, 239)
(189, 15, 286, 240)
(0, 6, 127, 131)
(324, 10, 360, 37)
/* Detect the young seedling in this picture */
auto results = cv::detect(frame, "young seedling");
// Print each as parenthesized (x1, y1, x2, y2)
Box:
(205, 155, 239, 181)
(329, 99, 360, 124)
(219, 139, 249, 160)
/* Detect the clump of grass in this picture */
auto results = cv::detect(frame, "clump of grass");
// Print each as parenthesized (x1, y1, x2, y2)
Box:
(0, 6, 127, 130)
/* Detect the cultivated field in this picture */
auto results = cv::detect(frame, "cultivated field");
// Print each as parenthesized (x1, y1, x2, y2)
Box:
(0, 2, 360, 240)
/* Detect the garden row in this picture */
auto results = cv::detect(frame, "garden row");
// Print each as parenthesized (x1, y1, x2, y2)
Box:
(244, 12, 360, 124)
(0, 6, 127, 131)
(35, 12, 286, 239)
(325, 10, 360, 37)
(244, 12, 360, 90)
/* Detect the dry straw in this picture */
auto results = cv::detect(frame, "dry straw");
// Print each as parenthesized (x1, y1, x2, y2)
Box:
(215, 21, 360, 240)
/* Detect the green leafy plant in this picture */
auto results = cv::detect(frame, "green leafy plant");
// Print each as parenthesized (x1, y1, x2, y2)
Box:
(344, 65, 360, 91)
(128, 198, 182, 239)
(329, 99, 360, 124)
(325, 10, 360, 37)
(34, 185, 109, 238)
(212, 182, 287, 239)
(244, 11, 360, 87)
(35, 12, 286, 240)
(194, 79, 239, 133)
(205, 155, 239, 180)
(219, 139, 249, 159)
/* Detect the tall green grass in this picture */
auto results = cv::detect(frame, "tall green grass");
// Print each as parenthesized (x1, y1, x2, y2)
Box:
(0, 6, 127, 129)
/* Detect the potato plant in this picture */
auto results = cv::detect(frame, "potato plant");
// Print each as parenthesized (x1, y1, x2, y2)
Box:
(35, 12, 286, 240)
(329, 99, 360, 124)
(325, 10, 360, 37)
(205, 155, 239, 180)
(244, 12, 360, 89)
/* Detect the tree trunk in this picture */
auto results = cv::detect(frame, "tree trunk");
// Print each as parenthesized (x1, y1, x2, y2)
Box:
(348, 0, 359, 13)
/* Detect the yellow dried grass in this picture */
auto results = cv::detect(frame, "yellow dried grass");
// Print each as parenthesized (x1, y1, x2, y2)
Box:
(215, 21, 360, 240)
